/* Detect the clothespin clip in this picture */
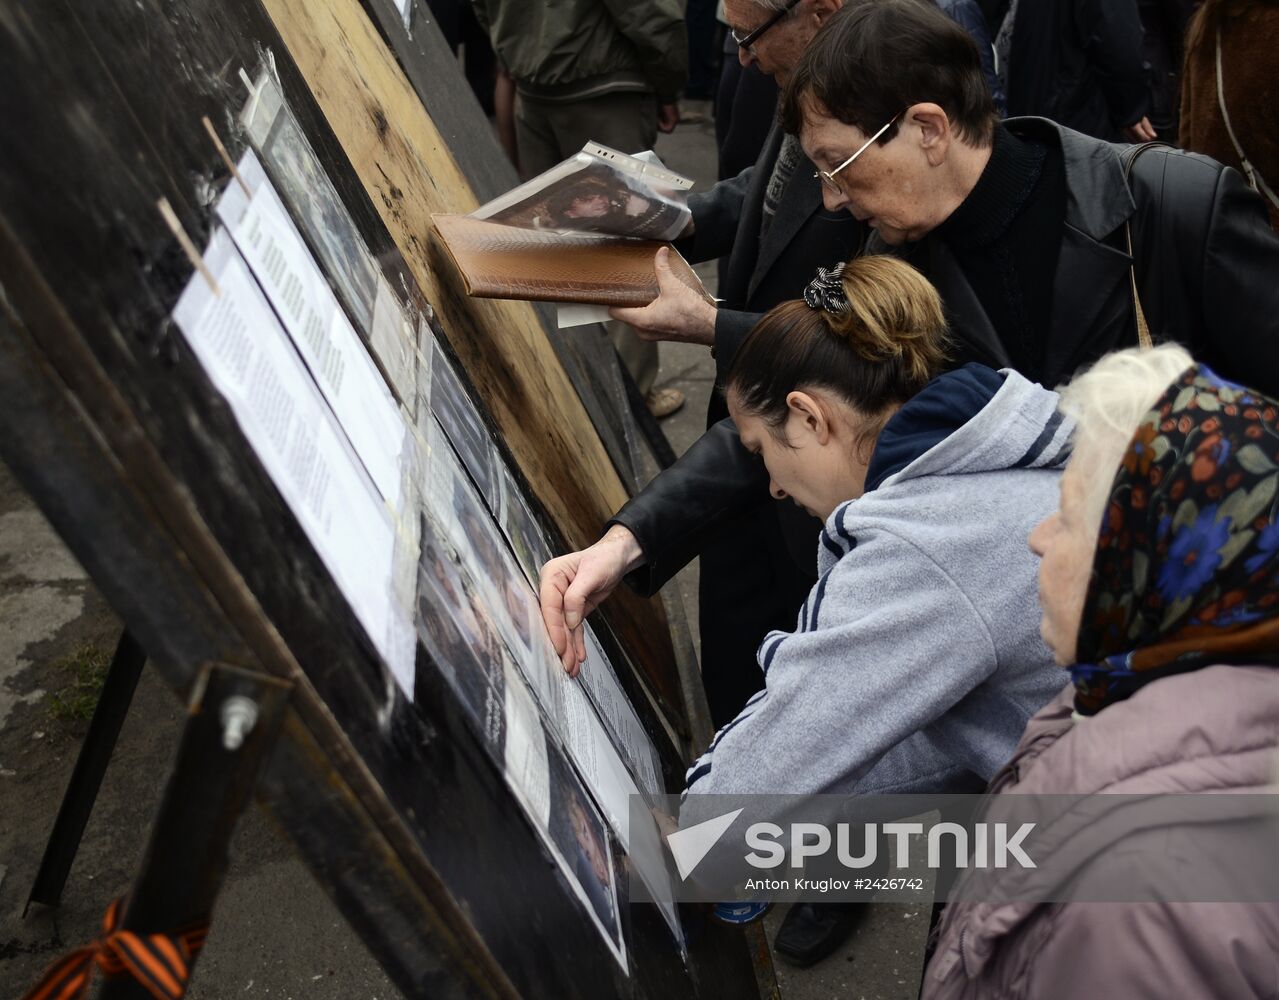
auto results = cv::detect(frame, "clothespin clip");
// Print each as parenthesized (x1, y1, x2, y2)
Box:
(156, 197, 219, 296)
(201, 116, 250, 197)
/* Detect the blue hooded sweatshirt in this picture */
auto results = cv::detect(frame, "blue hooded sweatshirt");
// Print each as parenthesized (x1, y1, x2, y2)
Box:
(684, 366, 1071, 799)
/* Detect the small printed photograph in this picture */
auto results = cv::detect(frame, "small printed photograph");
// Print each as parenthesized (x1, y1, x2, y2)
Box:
(486, 163, 686, 242)
(450, 466, 536, 658)
(261, 110, 379, 332)
(429, 339, 497, 507)
(546, 747, 622, 947)
(498, 466, 553, 587)
(415, 523, 506, 722)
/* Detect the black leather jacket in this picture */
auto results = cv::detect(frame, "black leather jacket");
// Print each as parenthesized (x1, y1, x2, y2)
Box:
(612, 119, 1279, 595)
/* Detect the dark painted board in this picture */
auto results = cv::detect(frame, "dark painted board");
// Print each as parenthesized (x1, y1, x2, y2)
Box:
(0, 0, 758, 997)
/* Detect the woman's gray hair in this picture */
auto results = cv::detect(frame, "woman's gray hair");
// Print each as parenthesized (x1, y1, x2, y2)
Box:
(1058, 344, 1195, 525)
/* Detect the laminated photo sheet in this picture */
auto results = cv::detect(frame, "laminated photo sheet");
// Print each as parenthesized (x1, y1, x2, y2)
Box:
(423, 429, 680, 943)
(172, 230, 415, 697)
(495, 464, 553, 587)
(415, 516, 507, 721)
(424, 419, 538, 667)
(414, 519, 627, 970)
(578, 627, 665, 801)
(423, 429, 662, 812)
(501, 658, 628, 971)
(430, 335, 551, 589)
(240, 63, 419, 409)
(368, 275, 420, 409)
(428, 339, 498, 509)
(241, 65, 378, 334)
(216, 150, 407, 510)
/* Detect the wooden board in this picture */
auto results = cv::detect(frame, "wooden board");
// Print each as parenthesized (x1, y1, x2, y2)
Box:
(360, 0, 644, 495)
(257, 0, 686, 728)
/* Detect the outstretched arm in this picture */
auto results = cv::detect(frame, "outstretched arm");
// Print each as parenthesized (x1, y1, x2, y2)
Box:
(610, 417, 772, 594)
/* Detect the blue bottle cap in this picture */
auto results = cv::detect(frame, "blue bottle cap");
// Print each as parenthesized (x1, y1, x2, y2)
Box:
(713, 901, 771, 924)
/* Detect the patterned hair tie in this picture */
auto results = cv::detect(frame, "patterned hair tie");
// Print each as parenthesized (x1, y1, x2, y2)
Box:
(803, 263, 850, 316)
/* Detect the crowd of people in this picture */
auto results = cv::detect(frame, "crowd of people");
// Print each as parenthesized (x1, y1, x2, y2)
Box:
(430, 0, 1277, 425)
(436, 0, 1279, 990)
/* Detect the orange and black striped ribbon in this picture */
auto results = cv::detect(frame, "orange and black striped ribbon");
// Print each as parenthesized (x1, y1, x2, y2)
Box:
(23, 896, 208, 1000)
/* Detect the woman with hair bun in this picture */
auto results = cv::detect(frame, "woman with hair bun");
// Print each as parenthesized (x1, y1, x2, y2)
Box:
(682, 255, 1068, 799)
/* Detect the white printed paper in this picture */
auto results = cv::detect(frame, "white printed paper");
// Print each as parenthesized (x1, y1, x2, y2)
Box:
(217, 151, 407, 509)
(173, 230, 415, 698)
(502, 662, 551, 829)
(556, 303, 612, 329)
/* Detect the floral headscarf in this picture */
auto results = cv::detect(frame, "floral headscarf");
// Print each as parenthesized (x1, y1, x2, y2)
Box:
(1072, 364, 1279, 714)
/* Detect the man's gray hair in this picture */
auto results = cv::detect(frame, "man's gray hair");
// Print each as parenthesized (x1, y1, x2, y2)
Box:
(1057, 343, 1195, 527)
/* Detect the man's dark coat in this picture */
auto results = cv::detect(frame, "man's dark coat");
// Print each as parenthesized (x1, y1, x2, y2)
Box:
(614, 123, 864, 727)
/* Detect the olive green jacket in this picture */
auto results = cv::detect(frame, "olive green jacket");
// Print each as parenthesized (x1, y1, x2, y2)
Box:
(471, 0, 687, 104)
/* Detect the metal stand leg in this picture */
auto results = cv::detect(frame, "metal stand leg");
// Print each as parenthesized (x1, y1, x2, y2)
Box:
(99, 662, 291, 998)
(26, 629, 147, 913)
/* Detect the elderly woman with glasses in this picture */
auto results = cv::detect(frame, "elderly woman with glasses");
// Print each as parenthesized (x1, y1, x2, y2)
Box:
(923, 344, 1279, 1000)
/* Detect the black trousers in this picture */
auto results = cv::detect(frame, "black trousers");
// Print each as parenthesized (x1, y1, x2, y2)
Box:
(698, 501, 817, 729)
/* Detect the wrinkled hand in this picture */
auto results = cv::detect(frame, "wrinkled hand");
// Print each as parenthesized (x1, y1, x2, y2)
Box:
(657, 102, 680, 134)
(610, 246, 717, 346)
(1123, 116, 1157, 143)
(538, 524, 645, 677)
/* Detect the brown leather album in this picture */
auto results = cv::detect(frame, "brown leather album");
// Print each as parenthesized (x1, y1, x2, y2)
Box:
(431, 214, 711, 308)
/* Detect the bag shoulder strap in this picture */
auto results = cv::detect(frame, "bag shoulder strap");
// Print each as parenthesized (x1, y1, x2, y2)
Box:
(1119, 142, 1169, 350)
(1214, 23, 1279, 213)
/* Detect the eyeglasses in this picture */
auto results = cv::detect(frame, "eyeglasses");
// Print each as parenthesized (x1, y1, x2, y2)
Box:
(814, 114, 901, 194)
(731, 0, 802, 53)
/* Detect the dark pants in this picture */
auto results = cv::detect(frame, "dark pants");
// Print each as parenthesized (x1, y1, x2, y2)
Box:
(426, 0, 496, 115)
(685, 0, 720, 99)
(699, 502, 817, 728)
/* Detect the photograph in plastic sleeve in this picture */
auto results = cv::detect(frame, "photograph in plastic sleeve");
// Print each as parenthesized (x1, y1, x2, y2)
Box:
(415, 548, 628, 970)
(579, 626, 665, 802)
(429, 338, 497, 507)
(545, 739, 624, 950)
(450, 458, 537, 658)
(497, 464, 553, 587)
(254, 99, 380, 333)
(415, 521, 508, 725)
(499, 664, 627, 970)
(425, 419, 538, 663)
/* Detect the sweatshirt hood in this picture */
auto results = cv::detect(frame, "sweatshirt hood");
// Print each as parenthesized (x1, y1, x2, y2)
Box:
(874, 365, 1072, 487)
(818, 365, 1072, 567)
(864, 364, 1008, 492)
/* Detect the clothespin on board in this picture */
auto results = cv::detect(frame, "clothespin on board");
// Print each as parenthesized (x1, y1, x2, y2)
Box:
(156, 197, 220, 296)
(201, 116, 250, 197)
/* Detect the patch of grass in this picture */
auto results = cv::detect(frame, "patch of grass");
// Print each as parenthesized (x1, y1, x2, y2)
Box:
(48, 643, 112, 723)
